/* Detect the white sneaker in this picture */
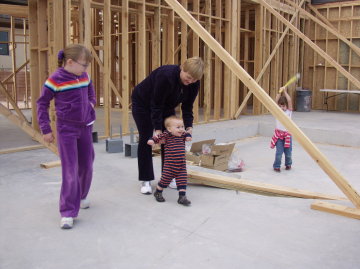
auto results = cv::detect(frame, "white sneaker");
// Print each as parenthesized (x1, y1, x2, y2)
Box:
(60, 217, 73, 229)
(169, 178, 177, 189)
(140, 181, 152, 194)
(80, 199, 90, 209)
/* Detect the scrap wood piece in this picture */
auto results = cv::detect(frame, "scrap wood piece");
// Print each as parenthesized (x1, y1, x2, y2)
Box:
(40, 160, 61, 169)
(188, 169, 347, 201)
(311, 201, 360, 220)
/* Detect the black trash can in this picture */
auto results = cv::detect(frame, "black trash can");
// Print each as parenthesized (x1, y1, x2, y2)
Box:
(296, 89, 312, 112)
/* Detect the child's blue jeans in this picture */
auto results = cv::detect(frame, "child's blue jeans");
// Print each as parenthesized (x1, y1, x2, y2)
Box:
(273, 137, 292, 169)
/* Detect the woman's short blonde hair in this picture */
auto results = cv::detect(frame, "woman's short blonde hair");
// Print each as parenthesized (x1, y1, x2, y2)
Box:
(181, 56, 204, 81)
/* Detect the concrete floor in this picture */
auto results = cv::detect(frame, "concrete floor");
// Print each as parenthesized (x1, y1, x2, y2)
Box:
(1, 110, 360, 269)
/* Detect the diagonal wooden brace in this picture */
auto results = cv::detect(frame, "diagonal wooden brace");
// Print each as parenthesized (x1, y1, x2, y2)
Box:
(164, 0, 360, 208)
(0, 103, 58, 155)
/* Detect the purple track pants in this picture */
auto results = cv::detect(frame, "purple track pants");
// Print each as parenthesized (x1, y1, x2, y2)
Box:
(57, 123, 94, 217)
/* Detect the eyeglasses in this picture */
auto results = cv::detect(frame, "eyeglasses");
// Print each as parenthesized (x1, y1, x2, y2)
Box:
(74, 60, 89, 68)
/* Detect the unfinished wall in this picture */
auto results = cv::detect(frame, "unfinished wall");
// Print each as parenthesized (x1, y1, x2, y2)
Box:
(3, 0, 355, 139)
(303, 0, 360, 112)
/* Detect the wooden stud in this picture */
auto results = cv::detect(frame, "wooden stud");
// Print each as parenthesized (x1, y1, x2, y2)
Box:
(166, 9, 174, 65)
(223, 0, 232, 118)
(103, 0, 111, 136)
(180, 0, 187, 64)
(29, 0, 40, 131)
(192, 0, 200, 123)
(152, 0, 161, 70)
(122, 0, 130, 133)
(23, 19, 29, 109)
(203, 0, 211, 122)
(138, 1, 146, 81)
(10, 17, 17, 108)
(214, 0, 222, 120)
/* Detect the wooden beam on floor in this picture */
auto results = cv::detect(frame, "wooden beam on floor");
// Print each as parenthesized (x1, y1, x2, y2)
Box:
(0, 103, 58, 155)
(311, 201, 360, 220)
(164, 0, 360, 209)
(188, 169, 347, 201)
(40, 160, 61, 169)
(0, 145, 45, 155)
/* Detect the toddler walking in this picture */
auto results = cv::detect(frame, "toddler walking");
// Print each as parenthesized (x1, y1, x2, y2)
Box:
(270, 86, 293, 172)
(37, 44, 95, 229)
(147, 116, 192, 206)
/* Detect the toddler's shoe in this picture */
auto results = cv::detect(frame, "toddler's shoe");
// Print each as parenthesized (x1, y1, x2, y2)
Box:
(169, 178, 177, 189)
(285, 165, 291, 170)
(154, 190, 165, 202)
(80, 199, 90, 209)
(178, 196, 191, 206)
(274, 168, 281, 172)
(140, 181, 152, 194)
(60, 217, 73, 229)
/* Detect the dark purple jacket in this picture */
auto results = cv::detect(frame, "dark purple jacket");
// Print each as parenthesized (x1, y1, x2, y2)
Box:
(37, 68, 96, 134)
(131, 65, 200, 130)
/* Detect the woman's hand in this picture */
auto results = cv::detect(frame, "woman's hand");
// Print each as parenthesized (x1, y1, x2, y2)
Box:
(43, 133, 54, 143)
(147, 140, 154, 146)
(186, 127, 193, 135)
(185, 136, 192, 142)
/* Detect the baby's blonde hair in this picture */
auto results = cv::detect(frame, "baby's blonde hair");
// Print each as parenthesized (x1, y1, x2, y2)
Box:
(164, 115, 183, 128)
(181, 56, 204, 81)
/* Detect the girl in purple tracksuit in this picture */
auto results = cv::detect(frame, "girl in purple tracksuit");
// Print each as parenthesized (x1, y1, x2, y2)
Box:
(37, 44, 95, 229)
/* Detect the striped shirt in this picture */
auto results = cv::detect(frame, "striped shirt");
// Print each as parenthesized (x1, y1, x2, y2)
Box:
(270, 129, 291, 149)
(151, 131, 191, 167)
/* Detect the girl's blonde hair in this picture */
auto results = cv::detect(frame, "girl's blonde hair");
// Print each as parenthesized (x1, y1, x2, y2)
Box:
(164, 115, 183, 128)
(181, 56, 205, 81)
(58, 44, 92, 67)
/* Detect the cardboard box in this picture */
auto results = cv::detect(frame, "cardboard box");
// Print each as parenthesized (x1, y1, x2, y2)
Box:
(200, 143, 235, 171)
(185, 139, 216, 164)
